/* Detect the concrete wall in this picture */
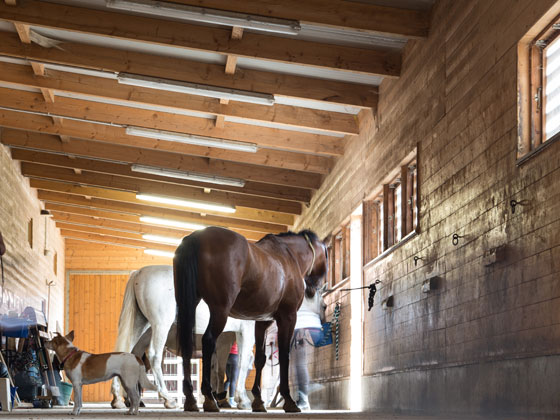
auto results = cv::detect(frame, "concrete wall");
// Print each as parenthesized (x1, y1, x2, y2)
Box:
(0, 143, 65, 331)
(295, 0, 560, 416)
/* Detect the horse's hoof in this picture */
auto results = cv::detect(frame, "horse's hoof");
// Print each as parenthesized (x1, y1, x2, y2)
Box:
(283, 399, 301, 413)
(217, 398, 231, 408)
(164, 399, 178, 409)
(203, 398, 220, 412)
(252, 399, 267, 413)
(111, 399, 126, 409)
(183, 400, 199, 412)
(238, 401, 251, 410)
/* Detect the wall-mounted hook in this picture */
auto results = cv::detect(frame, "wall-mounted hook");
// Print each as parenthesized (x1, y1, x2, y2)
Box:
(413, 256, 423, 266)
(510, 199, 529, 214)
(452, 233, 464, 246)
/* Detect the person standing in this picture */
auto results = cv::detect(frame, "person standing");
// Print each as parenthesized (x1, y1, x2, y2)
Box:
(223, 341, 239, 407)
(291, 297, 322, 410)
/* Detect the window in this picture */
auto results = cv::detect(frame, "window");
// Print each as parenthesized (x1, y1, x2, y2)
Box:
(329, 222, 350, 287)
(518, 11, 560, 159)
(363, 155, 418, 265)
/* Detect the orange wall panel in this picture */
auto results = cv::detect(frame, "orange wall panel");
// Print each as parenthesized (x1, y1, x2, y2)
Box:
(68, 273, 129, 402)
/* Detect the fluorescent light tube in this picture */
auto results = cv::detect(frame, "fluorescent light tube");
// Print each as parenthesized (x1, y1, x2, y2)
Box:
(139, 216, 207, 231)
(117, 73, 275, 106)
(144, 249, 176, 258)
(131, 164, 246, 188)
(137, 193, 236, 214)
(142, 234, 183, 245)
(106, 0, 301, 35)
(126, 126, 258, 153)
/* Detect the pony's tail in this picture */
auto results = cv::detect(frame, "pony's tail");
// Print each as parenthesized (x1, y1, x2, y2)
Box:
(114, 270, 140, 352)
(174, 232, 200, 358)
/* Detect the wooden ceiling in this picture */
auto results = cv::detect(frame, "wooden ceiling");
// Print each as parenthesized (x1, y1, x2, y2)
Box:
(0, 0, 431, 254)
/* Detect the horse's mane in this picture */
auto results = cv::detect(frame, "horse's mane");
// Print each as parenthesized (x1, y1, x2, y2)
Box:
(257, 229, 320, 244)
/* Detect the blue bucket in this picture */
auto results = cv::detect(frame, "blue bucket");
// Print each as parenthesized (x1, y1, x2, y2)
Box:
(58, 382, 72, 406)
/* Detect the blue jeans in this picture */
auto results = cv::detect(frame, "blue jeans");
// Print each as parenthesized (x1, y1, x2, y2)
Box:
(291, 328, 321, 397)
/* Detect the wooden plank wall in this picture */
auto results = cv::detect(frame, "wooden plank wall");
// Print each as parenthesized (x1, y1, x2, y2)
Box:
(67, 273, 129, 402)
(0, 144, 65, 330)
(294, 0, 560, 416)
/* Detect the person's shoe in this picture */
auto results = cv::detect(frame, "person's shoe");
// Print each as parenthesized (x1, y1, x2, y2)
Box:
(296, 393, 310, 411)
(228, 397, 236, 408)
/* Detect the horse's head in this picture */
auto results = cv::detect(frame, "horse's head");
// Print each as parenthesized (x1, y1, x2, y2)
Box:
(302, 231, 329, 299)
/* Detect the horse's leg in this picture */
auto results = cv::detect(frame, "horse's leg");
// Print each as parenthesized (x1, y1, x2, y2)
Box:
(276, 312, 300, 413)
(235, 322, 255, 409)
(201, 311, 229, 412)
(251, 320, 273, 412)
(147, 324, 177, 409)
(213, 332, 234, 406)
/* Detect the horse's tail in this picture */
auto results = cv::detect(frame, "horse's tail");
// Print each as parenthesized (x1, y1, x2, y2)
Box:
(138, 362, 158, 391)
(174, 232, 201, 357)
(114, 269, 140, 352)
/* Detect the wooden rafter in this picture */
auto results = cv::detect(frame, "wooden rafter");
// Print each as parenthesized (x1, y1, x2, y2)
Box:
(21, 162, 302, 215)
(0, 114, 324, 189)
(166, 0, 430, 39)
(0, 31, 378, 108)
(49, 211, 264, 242)
(0, 0, 401, 77)
(58, 228, 178, 252)
(0, 62, 358, 135)
(0, 88, 344, 159)
(9, 147, 312, 204)
(39, 191, 287, 234)
(31, 179, 294, 226)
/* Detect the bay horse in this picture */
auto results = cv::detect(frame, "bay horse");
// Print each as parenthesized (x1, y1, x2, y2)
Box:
(110, 265, 255, 409)
(174, 226, 328, 413)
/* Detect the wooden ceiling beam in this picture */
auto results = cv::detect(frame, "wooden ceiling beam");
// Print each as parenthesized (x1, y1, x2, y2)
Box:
(49, 211, 264, 242)
(58, 228, 178, 252)
(0, 89, 343, 160)
(40, 191, 287, 234)
(21, 162, 302, 215)
(0, 112, 324, 189)
(0, 0, 401, 77)
(9, 147, 312, 204)
(168, 0, 429, 39)
(0, 31, 377, 108)
(30, 179, 294, 226)
(0, 61, 358, 135)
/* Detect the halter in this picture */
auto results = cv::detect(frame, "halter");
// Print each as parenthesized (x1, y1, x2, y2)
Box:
(303, 232, 316, 277)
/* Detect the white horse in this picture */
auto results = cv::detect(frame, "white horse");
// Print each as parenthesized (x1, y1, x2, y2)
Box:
(110, 265, 255, 409)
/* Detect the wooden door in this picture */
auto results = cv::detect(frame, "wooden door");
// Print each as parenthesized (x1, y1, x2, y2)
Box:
(68, 273, 129, 402)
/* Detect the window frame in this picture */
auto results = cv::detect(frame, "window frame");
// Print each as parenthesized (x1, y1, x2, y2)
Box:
(362, 151, 419, 266)
(518, 11, 560, 162)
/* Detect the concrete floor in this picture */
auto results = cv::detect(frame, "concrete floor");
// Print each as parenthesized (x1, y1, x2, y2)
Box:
(0, 404, 555, 420)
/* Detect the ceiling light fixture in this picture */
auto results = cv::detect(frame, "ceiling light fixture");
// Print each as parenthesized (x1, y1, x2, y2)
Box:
(117, 72, 275, 106)
(142, 234, 183, 245)
(131, 164, 246, 188)
(137, 193, 236, 213)
(139, 216, 207, 231)
(144, 248, 176, 258)
(126, 126, 258, 153)
(106, 0, 301, 35)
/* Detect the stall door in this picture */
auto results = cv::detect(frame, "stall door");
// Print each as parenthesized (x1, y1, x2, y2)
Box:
(68, 273, 129, 402)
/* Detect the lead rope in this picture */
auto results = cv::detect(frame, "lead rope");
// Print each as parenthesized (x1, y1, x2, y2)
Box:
(303, 233, 316, 277)
(333, 302, 340, 361)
